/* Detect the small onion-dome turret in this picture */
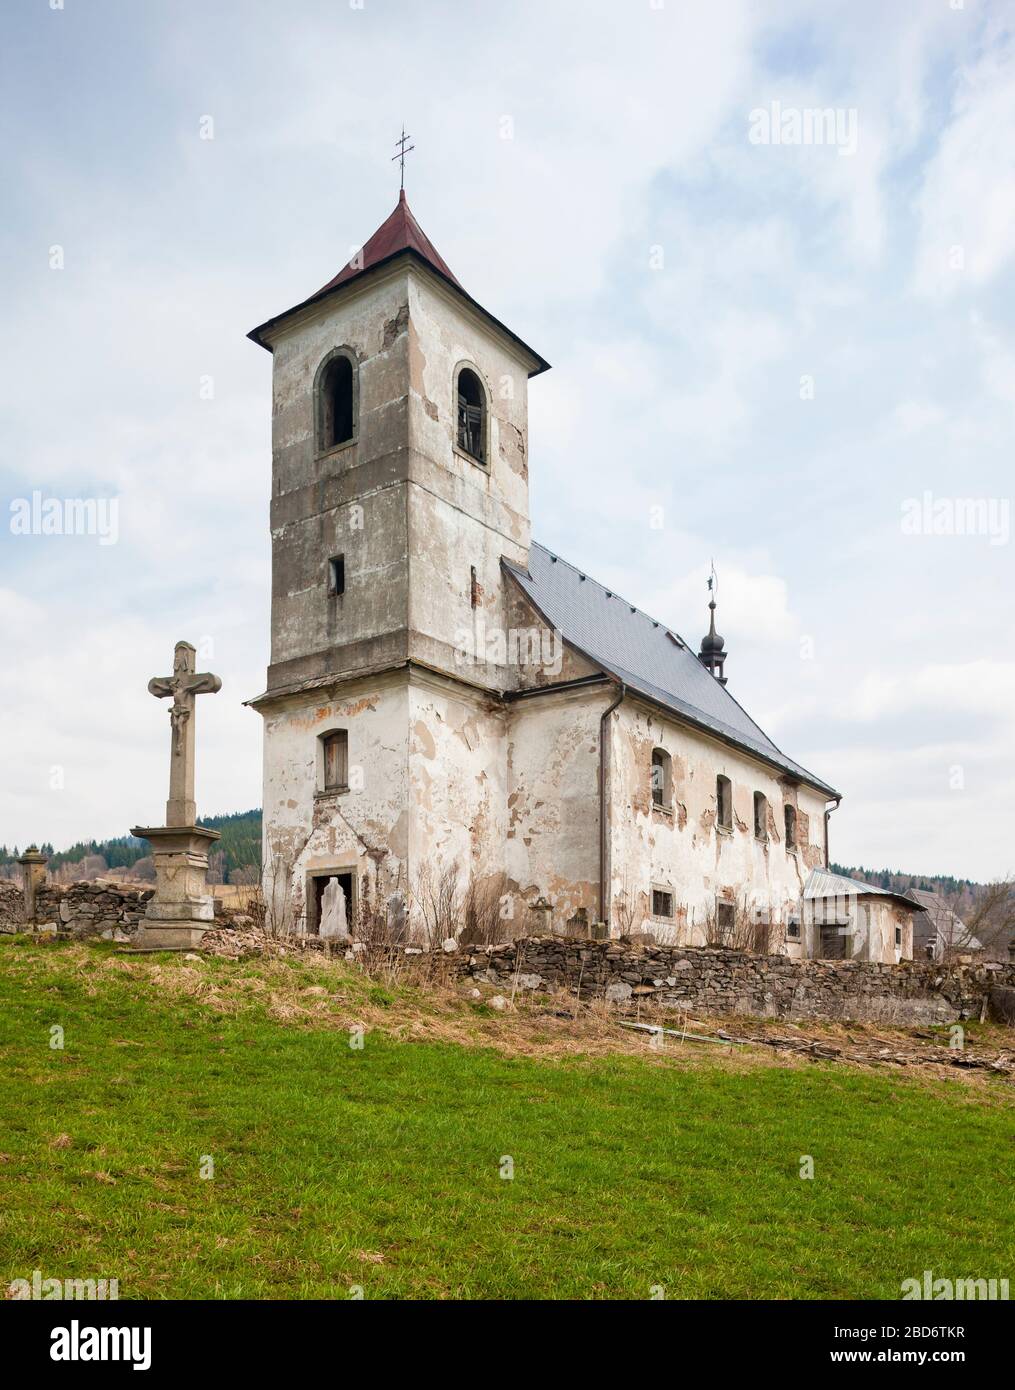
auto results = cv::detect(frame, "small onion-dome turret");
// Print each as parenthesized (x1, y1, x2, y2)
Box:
(698, 594, 728, 685)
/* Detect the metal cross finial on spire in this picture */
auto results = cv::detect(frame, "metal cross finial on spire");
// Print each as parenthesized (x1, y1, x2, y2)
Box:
(391, 126, 415, 191)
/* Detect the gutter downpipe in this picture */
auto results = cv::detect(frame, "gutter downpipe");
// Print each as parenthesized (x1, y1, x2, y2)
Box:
(599, 681, 626, 932)
(823, 796, 841, 869)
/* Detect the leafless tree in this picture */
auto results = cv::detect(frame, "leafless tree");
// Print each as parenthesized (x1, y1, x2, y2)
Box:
(945, 876, 1015, 961)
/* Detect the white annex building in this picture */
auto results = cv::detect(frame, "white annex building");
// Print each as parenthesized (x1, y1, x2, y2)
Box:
(247, 193, 921, 963)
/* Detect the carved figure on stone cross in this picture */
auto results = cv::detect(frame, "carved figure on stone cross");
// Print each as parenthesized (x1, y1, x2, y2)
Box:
(147, 640, 222, 828)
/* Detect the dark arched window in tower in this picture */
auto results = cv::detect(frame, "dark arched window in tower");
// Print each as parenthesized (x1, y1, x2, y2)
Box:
(456, 367, 486, 463)
(318, 353, 355, 452)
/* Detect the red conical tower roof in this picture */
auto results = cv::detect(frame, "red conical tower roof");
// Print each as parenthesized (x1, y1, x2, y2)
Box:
(315, 190, 461, 297)
(248, 193, 549, 375)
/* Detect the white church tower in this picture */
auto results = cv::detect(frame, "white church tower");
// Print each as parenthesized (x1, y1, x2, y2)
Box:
(247, 190, 550, 933)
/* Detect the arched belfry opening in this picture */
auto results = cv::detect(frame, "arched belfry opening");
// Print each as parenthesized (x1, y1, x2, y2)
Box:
(317, 351, 355, 452)
(456, 366, 486, 464)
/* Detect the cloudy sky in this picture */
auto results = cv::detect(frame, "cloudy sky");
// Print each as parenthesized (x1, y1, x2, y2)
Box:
(1, 0, 1013, 880)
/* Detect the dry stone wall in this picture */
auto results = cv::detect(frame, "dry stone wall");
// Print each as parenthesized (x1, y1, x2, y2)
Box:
(459, 937, 1015, 1024)
(4, 879, 248, 942)
(33, 881, 155, 941)
(0, 879, 24, 930)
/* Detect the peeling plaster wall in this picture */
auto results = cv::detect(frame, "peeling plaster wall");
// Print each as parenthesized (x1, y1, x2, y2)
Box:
(505, 688, 606, 931)
(262, 262, 542, 699)
(607, 700, 830, 945)
(260, 674, 410, 928)
(801, 897, 914, 964)
(406, 273, 537, 692)
(406, 672, 508, 923)
(875, 900, 914, 963)
(265, 268, 416, 691)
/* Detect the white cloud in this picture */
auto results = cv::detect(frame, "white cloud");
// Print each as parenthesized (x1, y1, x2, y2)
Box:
(889, 400, 946, 435)
(912, 22, 1015, 297)
(842, 661, 1015, 725)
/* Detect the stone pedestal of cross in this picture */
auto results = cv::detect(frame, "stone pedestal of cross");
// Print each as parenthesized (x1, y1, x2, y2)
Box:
(131, 641, 223, 951)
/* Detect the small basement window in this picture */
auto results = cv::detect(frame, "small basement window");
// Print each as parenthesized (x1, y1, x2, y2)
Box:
(787, 918, 801, 939)
(716, 774, 732, 831)
(321, 729, 349, 793)
(753, 791, 768, 841)
(784, 804, 797, 851)
(716, 901, 735, 935)
(651, 888, 674, 919)
(328, 555, 345, 596)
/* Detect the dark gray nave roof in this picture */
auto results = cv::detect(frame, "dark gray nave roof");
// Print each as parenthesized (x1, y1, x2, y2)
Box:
(505, 542, 839, 797)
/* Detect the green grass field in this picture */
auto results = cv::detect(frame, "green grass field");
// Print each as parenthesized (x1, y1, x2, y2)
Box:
(1, 936, 1012, 1300)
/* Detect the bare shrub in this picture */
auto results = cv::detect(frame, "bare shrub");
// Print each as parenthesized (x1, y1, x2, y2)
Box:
(460, 872, 512, 946)
(411, 860, 464, 949)
(703, 895, 782, 953)
(613, 880, 638, 938)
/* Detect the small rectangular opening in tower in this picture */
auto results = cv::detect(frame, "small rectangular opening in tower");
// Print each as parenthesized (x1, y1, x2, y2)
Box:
(328, 555, 345, 596)
(470, 565, 478, 609)
(322, 729, 348, 791)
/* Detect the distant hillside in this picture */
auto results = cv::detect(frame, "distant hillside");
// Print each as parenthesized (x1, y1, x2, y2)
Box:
(830, 865, 991, 920)
(0, 810, 262, 886)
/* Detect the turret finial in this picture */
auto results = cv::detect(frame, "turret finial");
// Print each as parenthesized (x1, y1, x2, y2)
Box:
(698, 563, 728, 685)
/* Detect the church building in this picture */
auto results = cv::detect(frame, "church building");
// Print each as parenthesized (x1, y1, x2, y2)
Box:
(246, 192, 916, 962)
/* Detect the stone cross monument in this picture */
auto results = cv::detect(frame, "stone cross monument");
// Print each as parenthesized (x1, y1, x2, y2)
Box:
(147, 642, 222, 826)
(131, 641, 223, 950)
